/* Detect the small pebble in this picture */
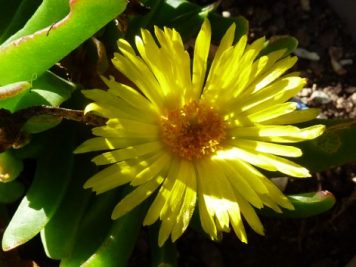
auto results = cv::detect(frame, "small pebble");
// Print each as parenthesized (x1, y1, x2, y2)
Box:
(310, 90, 331, 104)
(345, 87, 356, 94)
(271, 177, 289, 191)
(294, 48, 320, 61)
(350, 92, 356, 104)
(298, 87, 312, 97)
(340, 59, 353, 66)
(222, 11, 231, 17)
(336, 98, 346, 109)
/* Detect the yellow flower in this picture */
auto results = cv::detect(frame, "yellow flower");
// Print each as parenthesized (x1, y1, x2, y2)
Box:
(75, 20, 324, 246)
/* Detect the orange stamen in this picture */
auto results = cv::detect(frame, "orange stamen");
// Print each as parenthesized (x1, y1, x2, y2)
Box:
(160, 101, 226, 160)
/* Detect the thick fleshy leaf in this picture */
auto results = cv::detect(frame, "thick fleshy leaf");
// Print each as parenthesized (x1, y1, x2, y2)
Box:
(0, 150, 23, 183)
(0, 71, 75, 134)
(127, 0, 208, 42)
(40, 155, 94, 260)
(0, 0, 127, 86)
(0, 81, 31, 110)
(81, 204, 147, 267)
(1, 123, 75, 251)
(296, 119, 356, 172)
(0, 181, 24, 204)
(12, 130, 49, 159)
(208, 12, 248, 43)
(0, 0, 42, 43)
(0, 81, 31, 100)
(149, 224, 178, 267)
(128, 0, 247, 44)
(0, 71, 74, 114)
(60, 190, 121, 267)
(2, 0, 69, 44)
(260, 191, 335, 218)
(258, 36, 298, 58)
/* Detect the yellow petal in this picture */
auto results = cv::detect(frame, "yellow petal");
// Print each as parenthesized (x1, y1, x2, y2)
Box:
(101, 76, 157, 116)
(263, 179, 294, 210)
(233, 76, 305, 113)
(247, 102, 298, 123)
(262, 108, 322, 125)
(84, 103, 132, 121)
(158, 159, 181, 220)
(217, 160, 264, 208)
(84, 160, 142, 194)
(233, 190, 264, 235)
(117, 38, 136, 55)
(230, 124, 325, 143)
(229, 37, 267, 98)
(143, 160, 178, 226)
(233, 139, 303, 157)
(171, 179, 197, 241)
(260, 152, 311, 177)
(158, 216, 175, 247)
(214, 147, 277, 172)
(196, 162, 218, 240)
(84, 165, 135, 194)
(135, 33, 174, 98)
(259, 194, 283, 213)
(131, 152, 171, 186)
(196, 161, 230, 232)
(92, 119, 159, 139)
(92, 141, 162, 165)
(218, 145, 310, 177)
(210, 22, 236, 70)
(192, 19, 211, 99)
(205, 35, 247, 96)
(111, 176, 164, 219)
(74, 137, 143, 154)
(151, 27, 192, 102)
(247, 56, 298, 94)
(167, 161, 192, 215)
(112, 53, 163, 107)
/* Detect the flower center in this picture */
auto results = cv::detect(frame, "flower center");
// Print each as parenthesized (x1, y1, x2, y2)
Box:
(160, 101, 226, 160)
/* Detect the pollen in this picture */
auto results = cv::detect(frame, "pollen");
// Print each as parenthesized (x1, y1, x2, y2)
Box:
(160, 101, 227, 160)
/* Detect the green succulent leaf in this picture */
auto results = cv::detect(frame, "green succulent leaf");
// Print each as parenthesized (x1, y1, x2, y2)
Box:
(0, 0, 42, 43)
(261, 191, 336, 218)
(126, 0, 200, 42)
(297, 119, 356, 172)
(60, 191, 121, 267)
(40, 155, 94, 260)
(0, 181, 24, 204)
(1, 123, 75, 251)
(12, 130, 49, 159)
(0, 81, 32, 110)
(127, 0, 214, 42)
(0, 150, 24, 183)
(82, 204, 147, 267)
(0, 0, 127, 86)
(0, 70, 75, 111)
(126, 0, 248, 59)
(2, 0, 69, 45)
(149, 224, 178, 267)
(259, 36, 298, 58)
(208, 12, 248, 43)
